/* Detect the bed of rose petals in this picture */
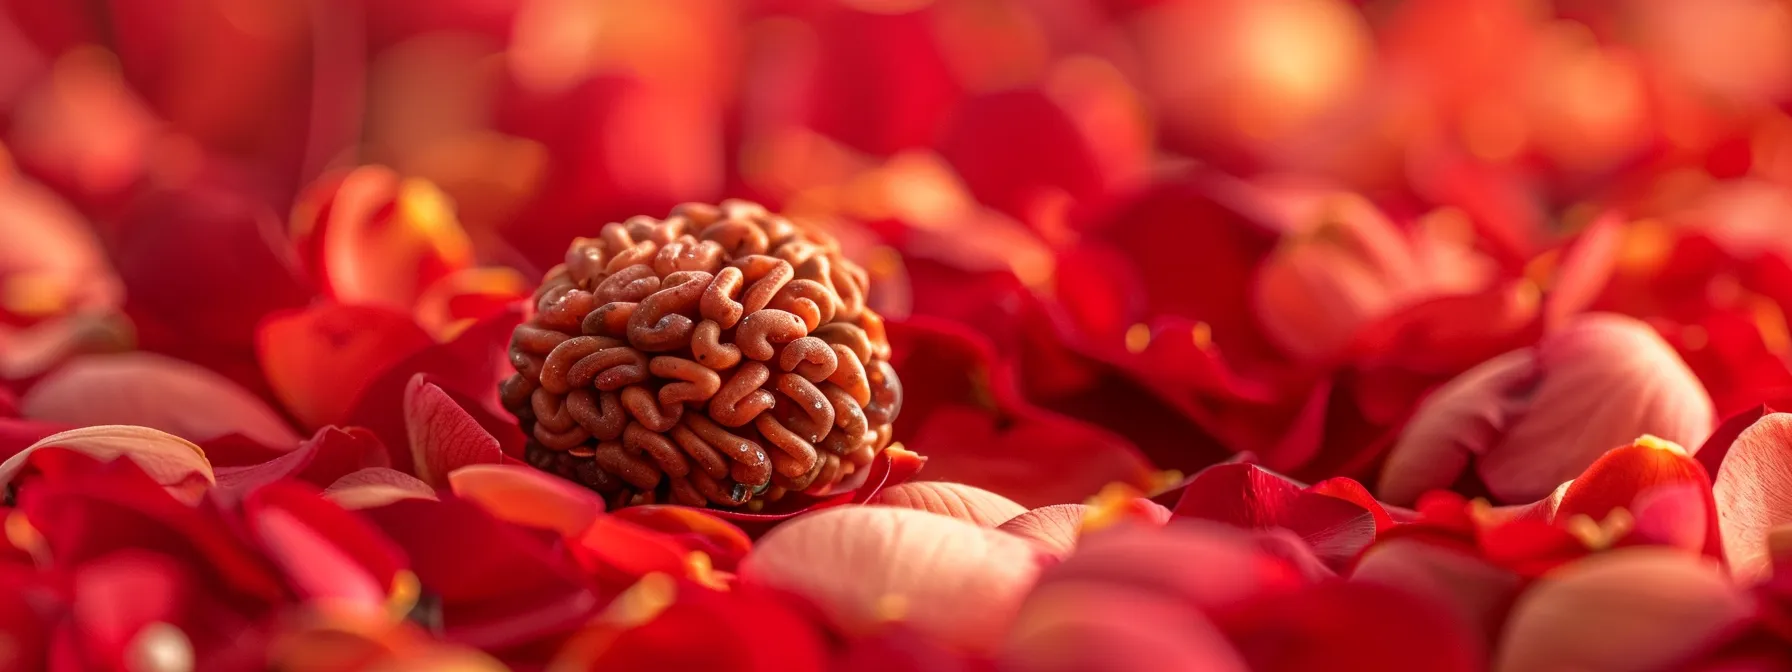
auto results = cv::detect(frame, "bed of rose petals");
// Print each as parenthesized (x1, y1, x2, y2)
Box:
(10, 0, 1792, 670)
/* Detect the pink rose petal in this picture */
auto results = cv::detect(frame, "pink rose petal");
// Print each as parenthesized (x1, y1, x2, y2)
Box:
(22, 352, 301, 448)
(0, 425, 213, 504)
(1003, 582, 1248, 672)
(1712, 412, 1792, 580)
(323, 468, 438, 509)
(869, 481, 1028, 528)
(998, 504, 1088, 558)
(1494, 548, 1751, 672)
(741, 506, 1046, 652)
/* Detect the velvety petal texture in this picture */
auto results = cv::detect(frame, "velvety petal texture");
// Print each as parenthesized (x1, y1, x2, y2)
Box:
(741, 506, 1046, 652)
(1712, 412, 1792, 580)
(868, 482, 1028, 528)
(1381, 313, 1715, 504)
(0, 425, 213, 504)
(1494, 549, 1750, 672)
(22, 352, 302, 448)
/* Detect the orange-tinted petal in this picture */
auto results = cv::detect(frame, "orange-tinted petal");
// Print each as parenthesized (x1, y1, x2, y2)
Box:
(22, 352, 301, 448)
(0, 174, 119, 323)
(741, 506, 1045, 652)
(258, 303, 434, 430)
(1556, 436, 1718, 555)
(323, 468, 438, 509)
(447, 463, 604, 538)
(0, 425, 213, 504)
(1494, 549, 1750, 672)
(412, 267, 529, 341)
(293, 166, 475, 310)
(868, 481, 1028, 528)
(608, 506, 755, 572)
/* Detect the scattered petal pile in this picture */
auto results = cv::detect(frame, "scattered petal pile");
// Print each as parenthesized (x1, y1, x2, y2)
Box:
(6, 0, 1792, 669)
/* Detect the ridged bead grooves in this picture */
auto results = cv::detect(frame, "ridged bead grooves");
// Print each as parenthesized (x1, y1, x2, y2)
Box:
(502, 200, 902, 509)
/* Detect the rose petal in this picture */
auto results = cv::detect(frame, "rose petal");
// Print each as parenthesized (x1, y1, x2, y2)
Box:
(550, 580, 829, 672)
(245, 481, 409, 614)
(937, 88, 1110, 224)
(1252, 193, 1451, 362)
(1382, 313, 1716, 504)
(868, 481, 1028, 528)
(832, 624, 989, 672)
(447, 463, 605, 538)
(404, 375, 509, 488)
(1173, 463, 1378, 569)
(348, 308, 524, 471)
(800, 4, 960, 155)
(213, 426, 390, 501)
(22, 352, 301, 448)
(324, 468, 438, 509)
(292, 166, 476, 310)
(565, 517, 690, 591)
(361, 497, 600, 650)
(1352, 538, 1522, 653)
(17, 452, 287, 601)
(1228, 581, 1483, 672)
(0, 425, 213, 504)
(109, 186, 315, 384)
(0, 417, 71, 462)
(258, 303, 434, 430)
(1377, 349, 1536, 505)
(887, 319, 1157, 506)
(413, 267, 529, 341)
(1627, 483, 1714, 553)
(1308, 476, 1395, 532)
(1494, 549, 1751, 672)
(1712, 412, 1792, 580)
(1482, 314, 1716, 501)
(741, 506, 1045, 652)
(1555, 436, 1718, 556)
(1003, 582, 1248, 672)
(1036, 520, 1308, 617)
(607, 506, 754, 572)
(1541, 211, 1623, 328)
(0, 175, 119, 324)
(998, 504, 1088, 558)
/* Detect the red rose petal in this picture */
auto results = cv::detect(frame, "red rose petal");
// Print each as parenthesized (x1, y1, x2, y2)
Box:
(403, 375, 512, 488)
(1227, 581, 1483, 672)
(244, 480, 408, 614)
(258, 302, 434, 430)
(213, 426, 390, 501)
